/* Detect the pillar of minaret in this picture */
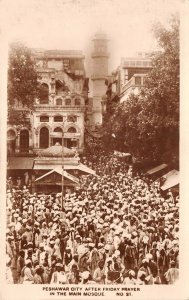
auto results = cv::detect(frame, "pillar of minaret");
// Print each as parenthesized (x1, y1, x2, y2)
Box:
(91, 32, 109, 126)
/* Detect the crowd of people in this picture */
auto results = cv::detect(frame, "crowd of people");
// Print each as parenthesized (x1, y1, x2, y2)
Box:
(6, 152, 179, 285)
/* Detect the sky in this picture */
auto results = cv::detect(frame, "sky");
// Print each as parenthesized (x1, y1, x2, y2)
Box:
(0, 0, 182, 73)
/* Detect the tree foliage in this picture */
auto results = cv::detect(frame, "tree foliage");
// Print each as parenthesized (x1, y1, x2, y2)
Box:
(7, 42, 39, 123)
(102, 15, 179, 167)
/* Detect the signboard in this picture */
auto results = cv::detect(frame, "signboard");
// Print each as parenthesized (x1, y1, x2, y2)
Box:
(64, 132, 80, 138)
(50, 132, 80, 138)
(50, 132, 63, 138)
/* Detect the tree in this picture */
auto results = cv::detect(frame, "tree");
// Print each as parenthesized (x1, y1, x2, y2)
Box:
(138, 15, 179, 165)
(102, 15, 179, 167)
(7, 42, 39, 124)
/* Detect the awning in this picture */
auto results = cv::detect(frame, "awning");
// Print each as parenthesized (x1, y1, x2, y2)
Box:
(161, 169, 178, 179)
(34, 163, 62, 170)
(7, 157, 34, 170)
(161, 170, 179, 191)
(54, 167, 79, 183)
(35, 167, 79, 184)
(146, 163, 168, 175)
(33, 162, 96, 175)
(76, 163, 96, 175)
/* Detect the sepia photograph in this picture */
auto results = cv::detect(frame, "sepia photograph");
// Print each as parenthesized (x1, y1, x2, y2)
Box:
(0, 0, 189, 299)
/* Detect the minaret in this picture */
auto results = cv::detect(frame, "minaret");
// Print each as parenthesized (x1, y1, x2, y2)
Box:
(91, 32, 109, 125)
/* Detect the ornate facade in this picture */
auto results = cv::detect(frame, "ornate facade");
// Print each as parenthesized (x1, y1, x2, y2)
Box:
(7, 49, 89, 155)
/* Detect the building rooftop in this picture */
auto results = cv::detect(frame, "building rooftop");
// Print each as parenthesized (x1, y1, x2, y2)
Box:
(39, 144, 76, 158)
(31, 48, 84, 59)
(121, 57, 152, 68)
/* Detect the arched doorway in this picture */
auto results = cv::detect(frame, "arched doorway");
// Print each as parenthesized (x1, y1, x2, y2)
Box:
(7, 129, 16, 154)
(20, 130, 29, 153)
(40, 127, 49, 148)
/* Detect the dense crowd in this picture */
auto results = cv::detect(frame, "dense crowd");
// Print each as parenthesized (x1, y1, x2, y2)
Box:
(6, 153, 179, 285)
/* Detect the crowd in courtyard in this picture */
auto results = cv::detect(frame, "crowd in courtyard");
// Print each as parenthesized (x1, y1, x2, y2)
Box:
(6, 152, 179, 285)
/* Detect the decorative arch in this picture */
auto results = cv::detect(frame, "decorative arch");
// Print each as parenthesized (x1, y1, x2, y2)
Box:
(64, 123, 80, 133)
(18, 126, 30, 132)
(67, 127, 77, 133)
(36, 123, 51, 134)
(39, 80, 50, 88)
(54, 127, 63, 132)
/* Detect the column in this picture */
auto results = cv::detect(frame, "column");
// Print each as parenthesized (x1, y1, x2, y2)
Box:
(29, 131, 33, 153)
(15, 132, 20, 153)
(35, 132, 39, 149)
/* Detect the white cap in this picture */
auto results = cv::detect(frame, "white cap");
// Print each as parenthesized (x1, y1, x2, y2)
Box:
(25, 259, 32, 265)
(138, 270, 146, 278)
(129, 270, 135, 277)
(114, 250, 120, 257)
(82, 271, 90, 280)
(145, 253, 153, 261)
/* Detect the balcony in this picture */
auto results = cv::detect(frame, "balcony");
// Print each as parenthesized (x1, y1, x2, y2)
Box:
(121, 74, 147, 94)
(91, 52, 109, 58)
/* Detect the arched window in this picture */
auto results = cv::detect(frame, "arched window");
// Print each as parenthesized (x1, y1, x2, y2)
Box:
(39, 83, 49, 104)
(39, 127, 49, 148)
(54, 115, 63, 122)
(75, 98, 81, 106)
(20, 130, 29, 153)
(40, 115, 49, 122)
(67, 127, 77, 133)
(65, 98, 71, 106)
(56, 98, 63, 105)
(54, 127, 62, 132)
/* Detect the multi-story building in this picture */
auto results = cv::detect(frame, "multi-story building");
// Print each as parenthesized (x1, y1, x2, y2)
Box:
(7, 49, 89, 156)
(102, 52, 153, 110)
(119, 52, 152, 102)
(7, 48, 91, 191)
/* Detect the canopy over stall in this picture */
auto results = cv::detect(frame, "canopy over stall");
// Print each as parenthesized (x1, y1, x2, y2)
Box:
(34, 145, 96, 176)
(35, 167, 79, 194)
(146, 163, 168, 175)
(7, 157, 34, 170)
(33, 161, 95, 175)
(161, 170, 179, 191)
